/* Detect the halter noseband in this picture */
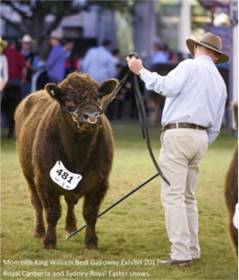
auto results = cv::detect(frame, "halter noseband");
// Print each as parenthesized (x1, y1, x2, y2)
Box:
(67, 106, 103, 130)
(71, 109, 80, 128)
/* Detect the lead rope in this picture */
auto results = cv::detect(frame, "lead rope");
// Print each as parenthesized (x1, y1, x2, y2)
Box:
(133, 74, 170, 185)
(102, 52, 169, 185)
(101, 71, 130, 112)
(66, 172, 160, 240)
(66, 53, 170, 240)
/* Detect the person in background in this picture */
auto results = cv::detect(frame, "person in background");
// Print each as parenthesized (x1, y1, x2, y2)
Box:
(2, 39, 26, 138)
(46, 30, 65, 83)
(150, 41, 169, 67)
(4, 40, 26, 87)
(146, 42, 169, 127)
(112, 48, 121, 69)
(127, 32, 228, 266)
(83, 39, 117, 82)
(0, 37, 8, 137)
(21, 34, 40, 97)
(163, 44, 178, 64)
(0, 37, 8, 93)
(106, 48, 122, 120)
(64, 40, 77, 77)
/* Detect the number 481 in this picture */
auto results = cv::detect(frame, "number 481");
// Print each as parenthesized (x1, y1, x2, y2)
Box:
(56, 169, 73, 183)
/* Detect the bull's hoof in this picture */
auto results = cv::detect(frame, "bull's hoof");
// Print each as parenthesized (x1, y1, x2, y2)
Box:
(85, 236, 98, 250)
(34, 226, 46, 238)
(34, 231, 45, 239)
(43, 243, 57, 250)
(43, 239, 57, 250)
(85, 243, 98, 250)
(65, 225, 77, 235)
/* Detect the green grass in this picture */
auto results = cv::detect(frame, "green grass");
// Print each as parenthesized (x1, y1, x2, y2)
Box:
(1, 123, 237, 280)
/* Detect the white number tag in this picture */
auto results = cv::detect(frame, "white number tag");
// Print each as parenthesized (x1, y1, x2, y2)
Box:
(50, 161, 82, 191)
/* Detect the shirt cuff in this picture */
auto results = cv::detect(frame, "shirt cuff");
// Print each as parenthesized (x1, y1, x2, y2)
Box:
(139, 68, 161, 92)
(139, 67, 149, 78)
(139, 68, 155, 83)
(138, 68, 145, 76)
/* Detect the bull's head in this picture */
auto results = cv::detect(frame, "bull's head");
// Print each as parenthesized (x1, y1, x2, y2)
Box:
(45, 72, 119, 131)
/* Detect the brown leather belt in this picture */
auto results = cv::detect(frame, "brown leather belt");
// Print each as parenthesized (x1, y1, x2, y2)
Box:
(163, 123, 207, 131)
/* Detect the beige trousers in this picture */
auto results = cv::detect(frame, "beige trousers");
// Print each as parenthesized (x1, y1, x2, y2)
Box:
(159, 128, 208, 261)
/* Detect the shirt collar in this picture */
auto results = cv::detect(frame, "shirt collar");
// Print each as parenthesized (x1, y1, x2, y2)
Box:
(195, 55, 214, 63)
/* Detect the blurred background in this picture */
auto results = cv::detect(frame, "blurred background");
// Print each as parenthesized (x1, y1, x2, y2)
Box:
(0, 0, 238, 137)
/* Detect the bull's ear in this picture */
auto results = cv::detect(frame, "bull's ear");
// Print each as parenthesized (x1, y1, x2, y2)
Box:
(45, 83, 65, 103)
(98, 79, 119, 98)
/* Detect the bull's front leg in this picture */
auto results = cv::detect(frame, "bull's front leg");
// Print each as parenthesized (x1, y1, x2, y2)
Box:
(83, 182, 108, 249)
(40, 192, 61, 250)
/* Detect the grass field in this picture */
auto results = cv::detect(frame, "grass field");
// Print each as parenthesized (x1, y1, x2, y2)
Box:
(1, 122, 238, 280)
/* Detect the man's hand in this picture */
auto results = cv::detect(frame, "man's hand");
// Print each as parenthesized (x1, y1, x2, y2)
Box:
(126, 56, 144, 75)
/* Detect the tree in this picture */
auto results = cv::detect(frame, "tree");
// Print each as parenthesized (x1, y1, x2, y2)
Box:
(1, 0, 134, 56)
(1, 0, 133, 40)
(1, 1, 80, 44)
(89, 0, 134, 14)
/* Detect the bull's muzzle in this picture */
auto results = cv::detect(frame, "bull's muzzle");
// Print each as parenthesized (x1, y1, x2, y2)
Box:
(83, 112, 101, 124)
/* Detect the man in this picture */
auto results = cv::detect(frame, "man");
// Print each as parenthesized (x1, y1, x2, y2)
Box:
(127, 32, 228, 266)
(83, 39, 117, 83)
(21, 34, 40, 96)
(46, 30, 65, 83)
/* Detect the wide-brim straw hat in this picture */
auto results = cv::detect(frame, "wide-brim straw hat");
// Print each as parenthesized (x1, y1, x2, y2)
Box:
(186, 32, 229, 64)
(0, 37, 7, 50)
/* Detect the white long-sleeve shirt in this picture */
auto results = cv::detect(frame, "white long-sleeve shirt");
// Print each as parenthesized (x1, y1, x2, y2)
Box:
(0, 54, 8, 91)
(83, 46, 117, 83)
(139, 55, 227, 144)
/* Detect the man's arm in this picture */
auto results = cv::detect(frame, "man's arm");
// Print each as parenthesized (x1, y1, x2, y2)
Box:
(127, 56, 193, 97)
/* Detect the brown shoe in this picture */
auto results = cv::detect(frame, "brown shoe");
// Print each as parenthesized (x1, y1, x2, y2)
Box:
(159, 257, 192, 267)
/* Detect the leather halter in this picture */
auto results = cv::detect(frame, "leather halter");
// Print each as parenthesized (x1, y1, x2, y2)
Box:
(65, 107, 103, 130)
(71, 109, 81, 128)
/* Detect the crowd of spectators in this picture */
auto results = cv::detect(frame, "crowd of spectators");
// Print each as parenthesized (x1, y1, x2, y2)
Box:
(0, 31, 185, 138)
